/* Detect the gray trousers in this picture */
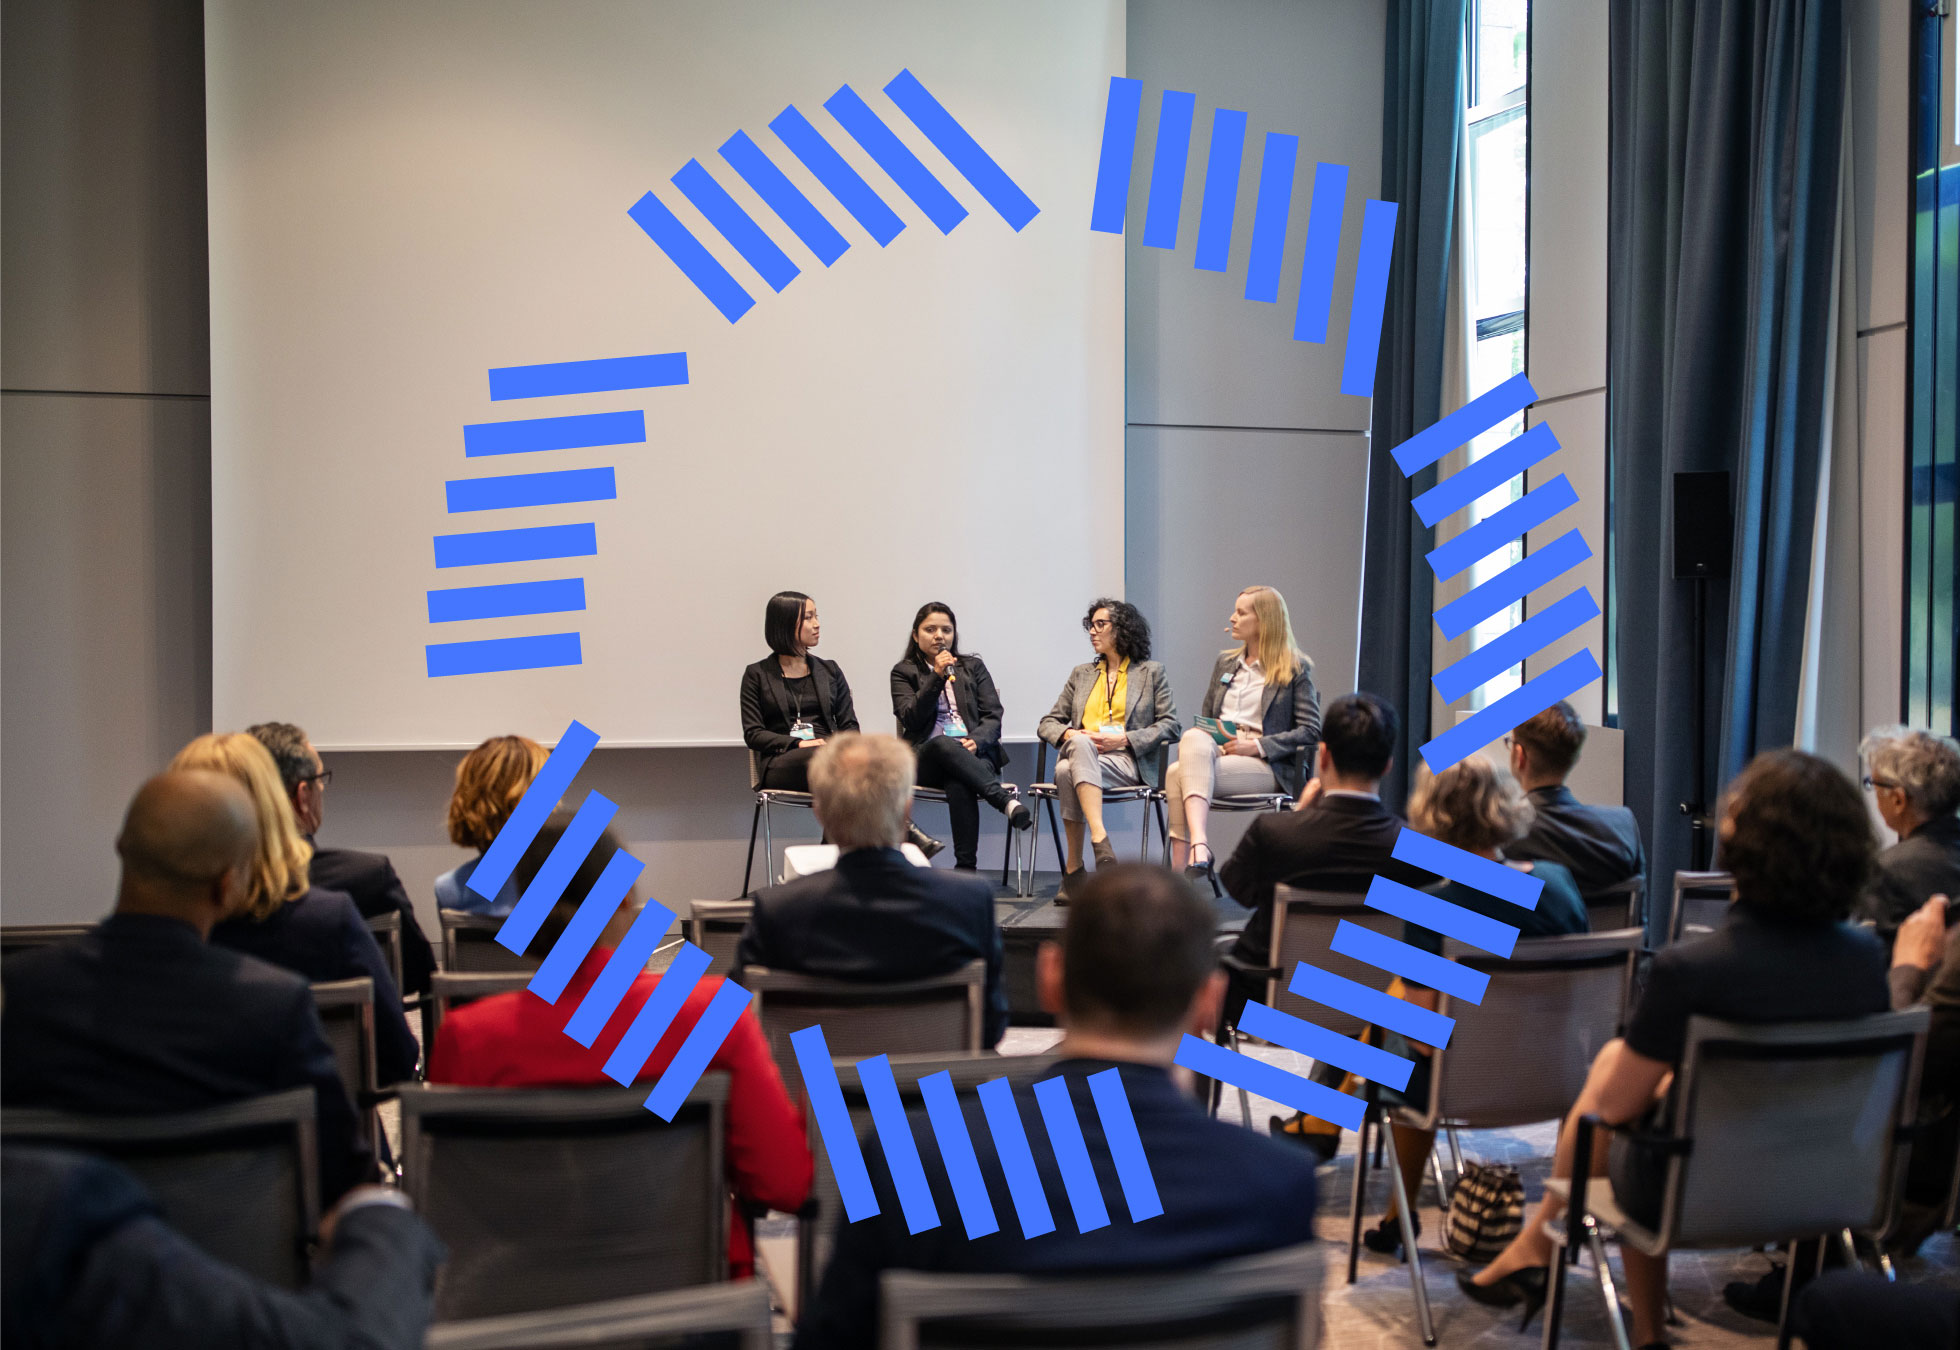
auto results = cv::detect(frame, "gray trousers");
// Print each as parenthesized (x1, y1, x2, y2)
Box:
(1053, 734, 1142, 821)
(1165, 728, 1281, 840)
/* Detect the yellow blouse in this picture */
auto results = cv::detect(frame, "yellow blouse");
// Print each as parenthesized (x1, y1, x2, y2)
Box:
(1082, 658, 1130, 732)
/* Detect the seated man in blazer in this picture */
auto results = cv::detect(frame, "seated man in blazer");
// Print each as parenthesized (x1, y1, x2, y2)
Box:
(736, 733, 1008, 1048)
(1501, 701, 1646, 903)
(249, 722, 437, 996)
(794, 864, 1318, 1350)
(0, 771, 373, 1204)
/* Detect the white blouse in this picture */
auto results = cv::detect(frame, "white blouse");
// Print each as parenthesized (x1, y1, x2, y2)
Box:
(1220, 657, 1267, 729)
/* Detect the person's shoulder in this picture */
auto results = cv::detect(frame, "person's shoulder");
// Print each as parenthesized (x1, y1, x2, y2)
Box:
(1519, 857, 1581, 894)
(300, 884, 364, 923)
(1187, 1111, 1320, 1203)
(312, 845, 394, 885)
(923, 865, 996, 906)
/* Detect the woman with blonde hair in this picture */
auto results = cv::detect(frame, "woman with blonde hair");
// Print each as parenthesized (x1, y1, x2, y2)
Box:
(435, 734, 548, 916)
(1167, 585, 1321, 887)
(174, 732, 418, 1085)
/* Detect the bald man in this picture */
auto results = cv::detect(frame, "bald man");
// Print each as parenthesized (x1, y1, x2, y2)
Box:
(2, 772, 374, 1202)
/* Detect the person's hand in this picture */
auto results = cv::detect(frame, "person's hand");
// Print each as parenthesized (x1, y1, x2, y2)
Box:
(931, 649, 957, 677)
(1292, 778, 1326, 812)
(1091, 728, 1129, 752)
(319, 1185, 400, 1247)
(959, 737, 977, 753)
(1224, 731, 1264, 757)
(802, 737, 827, 750)
(1893, 895, 1948, 971)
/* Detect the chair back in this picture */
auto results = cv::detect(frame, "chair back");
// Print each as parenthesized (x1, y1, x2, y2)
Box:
(878, 1239, 1323, 1350)
(399, 1078, 729, 1321)
(311, 977, 378, 1104)
(425, 1284, 774, 1350)
(744, 961, 987, 1107)
(684, 899, 753, 978)
(1581, 876, 1644, 932)
(1267, 887, 1397, 1041)
(443, 909, 542, 973)
(365, 910, 406, 991)
(0, 922, 95, 960)
(1654, 1009, 1928, 1249)
(424, 971, 534, 1047)
(1, 1087, 319, 1288)
(1417, 930, 1641, 1131)
(1667, 870, 1734, 944)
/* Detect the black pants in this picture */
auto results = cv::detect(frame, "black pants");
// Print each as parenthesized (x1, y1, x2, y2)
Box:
(915, 736, 1006, 870)
(759, 745, 820, 791)
(1794, 1271, 1960, 1350)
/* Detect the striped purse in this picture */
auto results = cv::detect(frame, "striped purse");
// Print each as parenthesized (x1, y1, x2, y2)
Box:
(1444, 1160, 1525, 1261)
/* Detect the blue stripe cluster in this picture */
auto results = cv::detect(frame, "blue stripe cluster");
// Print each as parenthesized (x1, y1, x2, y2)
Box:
(794, 1026, 1162, 1238)
(426, 351, 689, 677)
(1175, 372, 1609, 1128)
(470, 721, 753, 1121)
(633, 69, 1039, 323)
(1089, 76, 1398, 397)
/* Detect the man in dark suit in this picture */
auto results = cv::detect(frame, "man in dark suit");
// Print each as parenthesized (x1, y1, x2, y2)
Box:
(794, 865, 1318, 1350)
(248, 722, 436, 994)
(1502, 701, 1645, 901)
(1858, 725, 1960, 942)
(1, 771, 373, 1203)
(2, 1146, 443, 1349)
(736, 732, 1008, 1048)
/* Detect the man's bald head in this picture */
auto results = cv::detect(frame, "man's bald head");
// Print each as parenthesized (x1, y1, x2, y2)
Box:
(116, 772, 258, 923)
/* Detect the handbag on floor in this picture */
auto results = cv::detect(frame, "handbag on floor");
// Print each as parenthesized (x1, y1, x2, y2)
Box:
(1444, 1160, 1524, 1261)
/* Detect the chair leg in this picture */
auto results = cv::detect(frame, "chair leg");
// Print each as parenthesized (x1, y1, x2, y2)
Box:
(1347, 1109, 1371, 1286)
(1427, 1148, 1450, 1210)
(1836, 1227, 1860, 1271)
(1585, 1223, 1633, 1350)
(1775, 1241, 1798, 1350)
(762, 803, 775, 889)
(1541, 1238, 1568, 1350)
(1155, 795, 1171, 866)
(742, 799, 763, 897)
(1445, 1125, 1465, 1178)
(1380, 1119, 1435, 1345)
(1044, 796, 1064, 883)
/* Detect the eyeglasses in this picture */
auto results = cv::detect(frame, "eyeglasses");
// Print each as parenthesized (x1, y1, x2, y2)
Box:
(1086, 618, 1114, 631)
(1861, 775, 1898, 792)
(301, 768, 334, 789)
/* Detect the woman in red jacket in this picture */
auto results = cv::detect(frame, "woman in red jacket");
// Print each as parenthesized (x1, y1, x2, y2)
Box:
(427, 814, 810, 1278)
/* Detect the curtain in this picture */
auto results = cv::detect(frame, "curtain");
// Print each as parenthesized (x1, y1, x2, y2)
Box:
(1609, 0, 1847, 906)
(1358, 0, 1467, 808)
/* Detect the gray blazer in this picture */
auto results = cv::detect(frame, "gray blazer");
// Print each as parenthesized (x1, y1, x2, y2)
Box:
(1036, 659, 1181, 788)
(1197, 651, 1322, 798)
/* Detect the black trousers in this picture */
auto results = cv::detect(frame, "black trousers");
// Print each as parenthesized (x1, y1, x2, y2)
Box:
(759, 745, 820, 791)
(914, 736, 1006, 870)
(1794, 1271, 1960, 1350)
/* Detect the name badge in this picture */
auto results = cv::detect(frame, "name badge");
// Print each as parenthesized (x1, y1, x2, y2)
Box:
(944, 712, 969, 738)
(790, 719, 816, 742)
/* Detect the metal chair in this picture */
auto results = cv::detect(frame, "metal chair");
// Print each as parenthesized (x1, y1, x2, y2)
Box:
(1346, 929, 1641, 1345)
(1027, 740, 1169, 878)
(684, 898, 754, 977)
(879, 1239, 1324, 1349)
(0, 922, 94, 960)
(913, 782, 1033, 895)
(422, 970, 534, 1047)
(800, 1051, 1061, 1318)
(1666, 869, 1734, 944)
(1, 1086, 320, 1288)
(425, 1283, 774, 1350)
(1182, 789, 1295, 895)
(1545, 1008, 1930, 1350)
(1581, 875, 1645, 932)
(743, 750, 816, 897)
(441, 909, 541, 974)
(311, 977, 382, 1157)
(364, 910, 406, 993)
(399, 1077, 729, 1321)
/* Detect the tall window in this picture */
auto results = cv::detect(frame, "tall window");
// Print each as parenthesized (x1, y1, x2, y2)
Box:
(1459, 0, 1530, 706)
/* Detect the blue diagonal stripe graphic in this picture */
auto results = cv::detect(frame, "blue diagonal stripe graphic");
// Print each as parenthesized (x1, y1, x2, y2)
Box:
(794, 1027, 878, 1222)
(433, 523, 596, 568)
(563, 900, 682, 1046)
(627, 191, 756, 323)
(645, 977, 752, 1120)
(488, 352, 688, 401)
(428, 579, 586, 624)
(1433, 587, 1600, 704)
(1244, 132, 1298, 302)
(1412, 420, 1562, 527)
(1420, 648, 1604, 773)
(1293, 161, 1348, 342)
(496, 791, 618, 955)
(1239, 999, 1414, 1090)
(883, 69, 1038, 231)
(1339, 197, 1398, 396)
(1173, 1035, 1366, 1130)
(719, 130, 850, 266)
(601, 941, 709, 1083)
(977, 1078, 1054, 1237)
(1391, 372, 1538, 475)
(1086, 1068, 1162, 1222)
(824, 84, 967, 234)
(1433, 529, 1593, 640)
(464, 409, 645, 457)
(528, 852, 651, 1004)
(1365, 876, 1521, 957)
(1392, 830, 1545, 908)
(445, 467, 616, 513)
(770, 104, 905, 245)
(919, 1071, 998, 1239)
(425, 633, 582, 677)
(672, 159, 800, 293)
(1287, 963, 1456, 1049)
(1193, 107, 1246, 272)
(1032, 1077, 1108, 1233)
(1428, 474, 1580, 579)
(858, 1055, 940, 1233)
(1141, 89, 1195, 250)
(471, 721, 598, 901)
(1330, 921, 1492, 1003)
(1089, 76, 1143, 234)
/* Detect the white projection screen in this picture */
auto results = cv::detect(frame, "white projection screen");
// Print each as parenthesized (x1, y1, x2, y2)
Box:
(206, 0, 1124, 748)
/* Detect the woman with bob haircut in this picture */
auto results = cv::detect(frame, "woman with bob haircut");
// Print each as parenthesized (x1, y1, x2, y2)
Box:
(1459, 750, 1890, 1348)
(172, 733, 418, 1085)
(435, 734, 547, 916)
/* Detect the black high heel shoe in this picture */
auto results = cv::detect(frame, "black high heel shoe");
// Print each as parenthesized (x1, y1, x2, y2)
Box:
(1360, 1212, 1420, 1255)
(1182, 845, 1221, 897)
(1455, 1266, 1548, 1331)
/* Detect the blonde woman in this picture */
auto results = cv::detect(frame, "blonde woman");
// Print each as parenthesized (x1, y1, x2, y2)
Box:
(435, 734, 547, 917)
(1168, 586, 1321, 883)
(174, 733, 418, 1085)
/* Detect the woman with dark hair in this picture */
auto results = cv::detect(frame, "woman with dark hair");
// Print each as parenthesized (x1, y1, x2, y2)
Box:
(890, 603, 1035, 872)
(1036, 598, 1180, 896)
(1458, 750, 1889, 1349)
(740, 591, 941, 855)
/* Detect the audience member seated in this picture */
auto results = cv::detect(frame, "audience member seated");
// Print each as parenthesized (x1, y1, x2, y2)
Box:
(249, 721, 437, 995)
(427, 813, 809, 1277)
(890, 601, 1034, 872)
(1503, 701, 1645, 900)
(735, 733, 1009, 1048)
(1886, 893, 1959, 1256)
(1793, 1269, 1960, 1350)
(174, 734, 418, 1087)
(1, 1146, 441, 1350)
(1167, 585, 1321, 884)
(1, 772, 373, 1203)
(1035, 598, 1180, 895)
(794, 865, 1319, 1350)
(433, 734, 546, 916)
(1459, 750, 1889, 1350)
(1358, 754, 1589, 1256)
(1858, 724, 1960, 942)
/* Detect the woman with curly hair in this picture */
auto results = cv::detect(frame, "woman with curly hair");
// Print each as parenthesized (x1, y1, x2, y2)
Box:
(435, 734, 547, 916)
(1036, 598, 1180, 897)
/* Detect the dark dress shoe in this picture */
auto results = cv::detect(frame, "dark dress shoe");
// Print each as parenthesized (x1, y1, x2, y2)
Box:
(1361, 1212, 1420, 1255)
(1456, 1267, 1548, 1330)
(1056, 867, 1086, 903)
(1267, 1114, 1340, 1162)
(1091, 836, 1118, 868)
(907, 823, 945, 859)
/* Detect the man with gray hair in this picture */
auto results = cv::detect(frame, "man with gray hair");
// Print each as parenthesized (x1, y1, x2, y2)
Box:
(1859, 725, 1960, 941)
(736, 733, 1008, 1046)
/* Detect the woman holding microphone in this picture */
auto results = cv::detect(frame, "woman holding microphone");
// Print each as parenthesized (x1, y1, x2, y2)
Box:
(891, 602, 1034, 872)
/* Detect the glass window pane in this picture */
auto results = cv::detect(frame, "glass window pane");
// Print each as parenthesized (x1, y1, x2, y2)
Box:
(1474, 0, 1528, 106)
(1467, 106, 1527, 320)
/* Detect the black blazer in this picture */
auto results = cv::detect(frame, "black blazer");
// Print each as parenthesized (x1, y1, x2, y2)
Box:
(794, 1058, 1319, 1350)
(740, 655, 860, 775)
(0, 914, 373, 1203)
(1504, 786, 1646, 903)
(1862, 815, 1960, 941)
(1196, 652, 1322, 798)
(211, 886, 419, 1086)
(305, 842, 437, 997)
(735, 847, 1008, 1048)
(889, 653, 1010, 771)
